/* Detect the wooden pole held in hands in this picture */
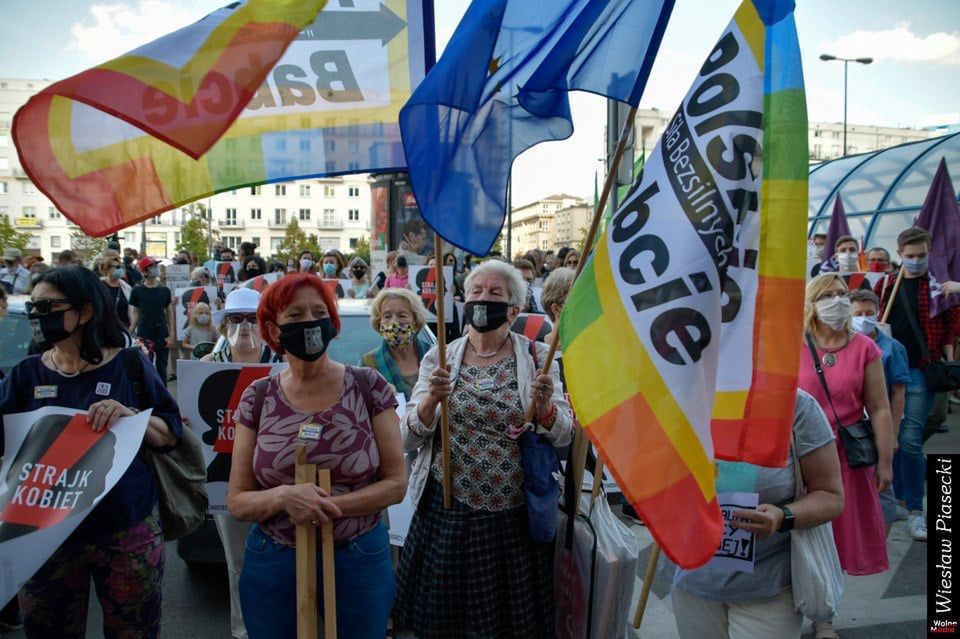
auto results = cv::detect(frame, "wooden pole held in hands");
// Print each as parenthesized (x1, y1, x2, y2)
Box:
(632, 544, 661, 630)
(294, 444, 318, 639)
(880, 267, 905, 325)
(433, 236, 453, 509)
(317, 469, 337, 639)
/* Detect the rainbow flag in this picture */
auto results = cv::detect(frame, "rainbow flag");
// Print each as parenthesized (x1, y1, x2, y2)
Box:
(13, 0, 325, 235)
(559, 0, 807, 569)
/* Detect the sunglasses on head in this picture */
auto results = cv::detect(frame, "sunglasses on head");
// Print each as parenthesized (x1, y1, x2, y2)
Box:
(226, 313, 258, 324)
(26, 298, 73, 316)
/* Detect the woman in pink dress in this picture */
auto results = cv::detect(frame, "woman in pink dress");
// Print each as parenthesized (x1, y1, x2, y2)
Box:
(798, 273, 895, 638)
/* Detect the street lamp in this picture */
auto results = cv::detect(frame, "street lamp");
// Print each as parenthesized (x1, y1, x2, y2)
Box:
(819, 53, 873, 156)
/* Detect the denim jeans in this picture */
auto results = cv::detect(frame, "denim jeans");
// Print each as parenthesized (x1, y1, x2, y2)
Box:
(893, 368, 934, 512)
(238, 522, 395, 639)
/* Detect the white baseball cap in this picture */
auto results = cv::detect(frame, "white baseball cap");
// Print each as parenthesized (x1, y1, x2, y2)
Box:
(213, 287, 261, 327)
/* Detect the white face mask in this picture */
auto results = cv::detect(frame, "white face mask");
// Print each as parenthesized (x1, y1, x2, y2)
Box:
(851, 314, 878, 335)
(836, 253, 858, 271)
(815, 295, 852, 331)
(196, 314, 210, 325)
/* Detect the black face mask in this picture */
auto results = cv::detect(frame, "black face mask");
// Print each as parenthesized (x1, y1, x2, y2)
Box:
(351, 268, 366, 279)
(123, 256, 133, 265)
(464, 301, 511, 333)
(176, 259, 189, 265)
(278, 318, 337, 362)
(29, 309, 76, 348)
(190, 279, 202, 287)
(245, 268, 261, 278)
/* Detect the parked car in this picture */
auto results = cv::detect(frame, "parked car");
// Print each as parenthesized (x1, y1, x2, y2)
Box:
(0, 296, 36, 376)
(177, 298, 436, 565)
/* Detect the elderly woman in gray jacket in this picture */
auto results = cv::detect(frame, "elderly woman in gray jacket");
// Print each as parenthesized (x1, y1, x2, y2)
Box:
(393, 259, 573, 639)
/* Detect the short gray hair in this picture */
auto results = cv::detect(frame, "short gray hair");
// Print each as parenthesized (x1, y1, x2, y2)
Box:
(463, 259, 527, 307)
(541, 267, 575, 321)
(370, 287, 428, 332)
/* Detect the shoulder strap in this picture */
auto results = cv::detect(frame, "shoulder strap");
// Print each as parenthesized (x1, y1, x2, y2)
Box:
(804, 334, 844, 430)
(123, 347, 149, 409)
(351, 365, 377, 419)
(250, 378, 269, 428)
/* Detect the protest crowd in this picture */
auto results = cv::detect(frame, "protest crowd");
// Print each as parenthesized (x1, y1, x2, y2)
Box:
(0, 1, 959, 639)
(0, 214, 954, 639)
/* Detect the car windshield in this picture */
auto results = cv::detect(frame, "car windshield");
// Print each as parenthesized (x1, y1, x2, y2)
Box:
(0, 312, 34, 374)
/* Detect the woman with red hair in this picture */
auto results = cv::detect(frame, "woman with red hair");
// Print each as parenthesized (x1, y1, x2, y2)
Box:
(226, 273, 407, 639)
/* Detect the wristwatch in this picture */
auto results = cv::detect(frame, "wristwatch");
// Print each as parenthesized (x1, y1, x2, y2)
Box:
(778, 506, 795, 532)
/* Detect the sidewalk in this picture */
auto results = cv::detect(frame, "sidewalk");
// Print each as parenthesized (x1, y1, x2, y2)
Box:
(626, 405, 960, 639)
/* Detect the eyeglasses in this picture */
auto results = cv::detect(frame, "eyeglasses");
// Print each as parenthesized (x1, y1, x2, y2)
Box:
(26, 298, 72, 316)
(815, 291, 849, 303)
(226, 313, 258, 324)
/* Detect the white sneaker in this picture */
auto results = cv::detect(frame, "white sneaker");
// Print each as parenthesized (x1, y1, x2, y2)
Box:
(908, 512, 927, 541)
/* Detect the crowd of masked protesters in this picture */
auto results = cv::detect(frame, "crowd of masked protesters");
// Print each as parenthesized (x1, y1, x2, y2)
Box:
(0, 231, 954, 639)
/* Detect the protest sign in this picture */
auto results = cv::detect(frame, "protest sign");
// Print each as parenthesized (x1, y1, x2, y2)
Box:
(177, 361, 286, 512)
(0, 407, 150, 606)
(204, 261, 239, 290)
(242, 272, 281, 293)
(386, 394, 414, 546)
(409, 265, 454, 323)
(163, 264, 191, 293)
(173, 286, 219, 341)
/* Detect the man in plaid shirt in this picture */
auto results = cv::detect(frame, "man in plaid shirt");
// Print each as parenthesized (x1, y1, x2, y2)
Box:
(876, 227, 959, 542)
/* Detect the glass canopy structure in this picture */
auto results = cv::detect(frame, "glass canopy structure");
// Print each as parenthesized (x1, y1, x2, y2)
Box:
(808, 131, 960, 253)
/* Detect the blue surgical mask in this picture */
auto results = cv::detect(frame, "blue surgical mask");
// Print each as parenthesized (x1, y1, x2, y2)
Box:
(112, 267, 125, 280)
(322, 263, 337, 276)
(852, 314, 878, 335)
(903, 256, 928, 275)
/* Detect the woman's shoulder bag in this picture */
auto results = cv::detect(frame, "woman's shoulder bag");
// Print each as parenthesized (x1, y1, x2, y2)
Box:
(124, 348, 208, 541)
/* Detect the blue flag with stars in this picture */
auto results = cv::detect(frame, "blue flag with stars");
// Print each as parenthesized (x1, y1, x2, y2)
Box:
(399, 0, 675, 256)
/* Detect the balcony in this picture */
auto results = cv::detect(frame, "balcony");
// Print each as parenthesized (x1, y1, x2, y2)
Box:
(268, 219, 288, 229)
(318, 220, 343, 230)
(14, 216, 42, 229)
(218, 219, 244, 229)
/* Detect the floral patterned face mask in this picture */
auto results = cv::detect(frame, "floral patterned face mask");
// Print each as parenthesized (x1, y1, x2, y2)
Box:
(380, 322, 416, 349)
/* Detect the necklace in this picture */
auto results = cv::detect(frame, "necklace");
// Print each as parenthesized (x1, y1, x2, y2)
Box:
(50, 350, 91, 377)
(468, 332, 511, 358)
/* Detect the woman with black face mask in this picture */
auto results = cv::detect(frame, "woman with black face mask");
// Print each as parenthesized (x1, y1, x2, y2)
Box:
(345, 256, 375, 299)
(394, 260, 573, 638)
(0, 266, 181, 638)
(226, 273, 406, 639)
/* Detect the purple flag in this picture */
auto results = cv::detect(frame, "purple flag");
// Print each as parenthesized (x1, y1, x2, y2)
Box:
(915, 158, 960, 317)
(819, 195, 851, 273)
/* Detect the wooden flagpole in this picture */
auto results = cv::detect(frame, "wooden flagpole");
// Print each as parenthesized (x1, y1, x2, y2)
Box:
(433, 235, 453, 509)
(880, 267, 905, 324)
(632, 544, 661, 629)
(294, 444, 318, 639)
(317, 469, 337, 639)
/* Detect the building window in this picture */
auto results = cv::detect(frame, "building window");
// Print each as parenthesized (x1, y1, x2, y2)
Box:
(251, 185, 261, 196)
(0, 206, 7, 218)
(813, 144, 822, 157)
(48, 207, 61, 219)
(250, 208, 262, 221)
(324, 185, 335, 198)
(831, 131, 840, 139)
(348, 140, 360, 153)
(0, 134, 7, 147)
(299, 208, 311, 221)
(150, 215, 162, 225)
(0, 158, 8, 170)
(349, 237, 358, 249)
(124, 231, 136, 244)
(348, 186, 360, 198)
(275, 184, 286, 196)
(271, 237, 284, 253)
(300, 184, 311, 197)
(274, 208, 286, 225)
(324, 140, 336, 152)
(51, 236, 61, 249)
(225, 208, 237, 225)
(299, 139, 311, 152)
(323, 209, 336, 226)
(251, 237, 261, 248)
(813, 130, 822, 138)
(348, 161, 360, 171)
(347, 209, 359, 221)
(22, 182, 36, 194)
(325, 161, 336, 173)
(22, 206, 36, 219)
(0, 182, 6, 194)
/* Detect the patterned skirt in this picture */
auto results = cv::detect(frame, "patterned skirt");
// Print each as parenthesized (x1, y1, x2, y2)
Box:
(394, 478, 556, 639)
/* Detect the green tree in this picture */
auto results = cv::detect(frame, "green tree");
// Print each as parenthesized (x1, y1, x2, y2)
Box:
(352, 235, 371, 264)
(0, 217, 31, 252)
(176, 203, 218, 263)
(69, 228, 107, 263)
(274, 218, 309, 265)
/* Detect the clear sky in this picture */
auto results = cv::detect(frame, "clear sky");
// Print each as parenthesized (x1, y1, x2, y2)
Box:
(0, 0, 958, 206)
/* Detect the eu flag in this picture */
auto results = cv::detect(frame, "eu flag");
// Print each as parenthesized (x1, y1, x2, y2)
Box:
(399, 0, 675, 256)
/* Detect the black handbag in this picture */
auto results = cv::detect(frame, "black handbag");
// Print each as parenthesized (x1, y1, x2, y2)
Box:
(895, 286, 960, 392)
(805, 335, 879, 469)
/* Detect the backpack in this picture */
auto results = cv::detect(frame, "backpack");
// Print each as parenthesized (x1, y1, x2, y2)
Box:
(123, 348, 209, 540)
